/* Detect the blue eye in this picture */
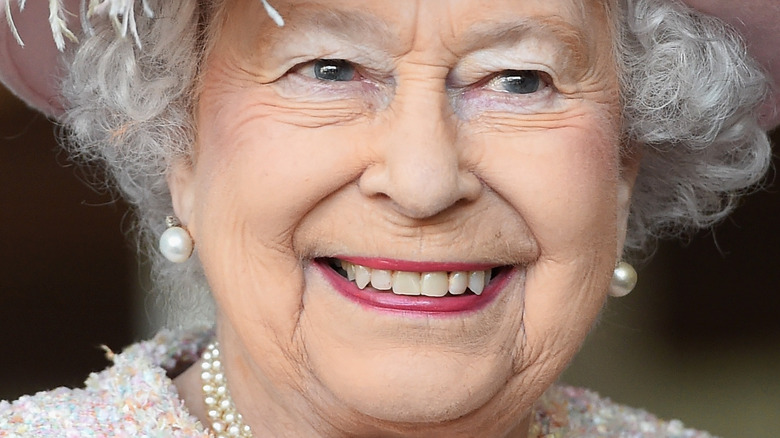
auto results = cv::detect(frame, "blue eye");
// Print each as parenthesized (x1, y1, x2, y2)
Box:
(491, 70, 542, 94)
(312, 59, 356, 81)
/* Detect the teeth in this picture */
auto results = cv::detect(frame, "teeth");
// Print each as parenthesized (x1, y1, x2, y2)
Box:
(469, 271, 486, 295)
(392, 271, 421, 295)
(355, 264, 371, 289)
(448, 271, 468, 295)
(337, 260, 494, 297)
(371, 269, 392, 291)
(345, 263, 356, 281)
(421, 272, 448, 297)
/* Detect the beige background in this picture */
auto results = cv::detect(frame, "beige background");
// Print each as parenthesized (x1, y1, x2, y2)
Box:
(1, 84, 779, 437)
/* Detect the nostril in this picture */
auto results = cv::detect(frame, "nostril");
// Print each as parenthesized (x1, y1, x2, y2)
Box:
(457, 169, 483, 202)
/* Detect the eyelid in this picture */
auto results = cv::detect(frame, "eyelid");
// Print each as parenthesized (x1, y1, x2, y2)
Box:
(451, 43, 563, 89)
(450, 69, 563, 119)
(287, 57, 395, 84)
(272, 58, 392, 109)
(276, 41, 396, 73)
(450, 61, 559, 89)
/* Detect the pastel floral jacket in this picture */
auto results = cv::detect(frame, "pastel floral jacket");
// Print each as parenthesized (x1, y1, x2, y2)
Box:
(0, 330, 715, 437)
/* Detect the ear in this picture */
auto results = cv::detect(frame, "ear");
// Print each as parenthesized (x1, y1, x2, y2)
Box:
(167, 159, 198, 235)
(616, 145, 641, 256)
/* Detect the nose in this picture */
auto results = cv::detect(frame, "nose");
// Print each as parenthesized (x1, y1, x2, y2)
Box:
(358, 87, 482, 219)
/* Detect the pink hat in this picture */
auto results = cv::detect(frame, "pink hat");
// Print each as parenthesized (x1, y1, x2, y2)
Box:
(1, 0, 779, 128)
(0, 0, 79, 117)
(683, 0, 780, 129)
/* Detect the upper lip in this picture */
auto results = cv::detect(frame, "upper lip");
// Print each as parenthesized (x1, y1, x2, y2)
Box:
(333, 256, 503, 272)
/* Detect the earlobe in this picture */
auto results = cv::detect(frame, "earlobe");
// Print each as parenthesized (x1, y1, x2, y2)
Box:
(167, 160, 198, 234)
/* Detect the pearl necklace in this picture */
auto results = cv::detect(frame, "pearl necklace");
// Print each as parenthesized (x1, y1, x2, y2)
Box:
(201, 342, 254, 438)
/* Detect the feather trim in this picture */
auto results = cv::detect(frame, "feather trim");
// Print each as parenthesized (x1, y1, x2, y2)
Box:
(260, 0, 284, 27)
(4, 0, 284, 51)
(4, 0, 24, 46)
(87, 0, 153, 48)
(49, 0, 78, 50)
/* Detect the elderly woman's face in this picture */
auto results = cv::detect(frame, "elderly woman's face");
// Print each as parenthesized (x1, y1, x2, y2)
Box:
(173, 0, 630, 434)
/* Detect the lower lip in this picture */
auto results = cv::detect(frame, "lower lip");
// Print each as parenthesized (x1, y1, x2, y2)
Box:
(315, 260, 516, 315)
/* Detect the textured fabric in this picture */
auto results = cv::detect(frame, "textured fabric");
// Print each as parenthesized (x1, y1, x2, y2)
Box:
(0, 330, 211, 438)
(0, 330, 716, 437)
(531, 387, 715, 438)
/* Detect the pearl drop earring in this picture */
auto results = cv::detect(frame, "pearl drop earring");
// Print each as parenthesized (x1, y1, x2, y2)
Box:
(159, 216, 194, 263)
(609, 261, 637, 297)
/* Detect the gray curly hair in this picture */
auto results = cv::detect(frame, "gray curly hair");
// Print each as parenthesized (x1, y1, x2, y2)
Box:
(61, 0, 771, 328)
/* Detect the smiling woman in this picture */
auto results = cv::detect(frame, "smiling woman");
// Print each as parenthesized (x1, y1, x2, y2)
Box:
(0, 0, 776, 437)
(170, 1, 624, 431)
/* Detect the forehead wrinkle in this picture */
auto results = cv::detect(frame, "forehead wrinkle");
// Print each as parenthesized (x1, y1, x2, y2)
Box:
(457, 17, 592, 71)
(278, 7, 397, 53)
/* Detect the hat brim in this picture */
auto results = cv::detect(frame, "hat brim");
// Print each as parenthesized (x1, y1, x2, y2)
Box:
(1, 0, 779, 128)
(684, 0, 780, 129)
(0, 0, 78, 118)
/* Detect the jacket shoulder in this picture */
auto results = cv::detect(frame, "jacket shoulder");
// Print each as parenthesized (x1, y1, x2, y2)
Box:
(0, 331, 210, 437)
(532, 385, 717, 438)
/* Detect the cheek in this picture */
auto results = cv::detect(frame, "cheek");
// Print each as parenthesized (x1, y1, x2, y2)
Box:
(471, 117, 620, 370)
(188, 87, 379, 332)
(193, 88, 373, 241)
(475, 124, 619, 256)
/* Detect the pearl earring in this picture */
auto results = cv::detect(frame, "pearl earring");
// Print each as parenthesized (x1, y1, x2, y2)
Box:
(609, 261, 637, 297)
(159, 216, 194, 263)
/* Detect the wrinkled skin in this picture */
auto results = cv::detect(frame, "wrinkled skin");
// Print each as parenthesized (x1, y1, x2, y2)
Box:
(171, 0, 637, 436)
(4, 0, 779, 125)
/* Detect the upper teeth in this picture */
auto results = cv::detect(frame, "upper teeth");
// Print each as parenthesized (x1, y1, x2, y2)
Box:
(338, 260, 492, 297)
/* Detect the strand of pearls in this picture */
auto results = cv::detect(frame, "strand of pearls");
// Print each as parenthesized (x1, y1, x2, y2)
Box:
(201, 342, 254, 438)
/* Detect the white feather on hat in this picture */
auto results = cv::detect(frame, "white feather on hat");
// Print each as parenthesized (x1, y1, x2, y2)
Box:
(0, 0, 282, 117)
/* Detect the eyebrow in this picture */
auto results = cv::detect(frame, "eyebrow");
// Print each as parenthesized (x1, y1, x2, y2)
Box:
(457, 17, 592, 70)
(272, 7, 592, 70)
(280, 8, 396, 51)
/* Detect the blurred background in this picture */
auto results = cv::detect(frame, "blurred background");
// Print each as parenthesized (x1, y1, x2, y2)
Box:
(1, 84, 779, 437)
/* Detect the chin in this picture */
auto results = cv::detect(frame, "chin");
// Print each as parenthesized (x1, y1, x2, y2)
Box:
(314, 348, 515, 424)
(296, 260, 529, 425)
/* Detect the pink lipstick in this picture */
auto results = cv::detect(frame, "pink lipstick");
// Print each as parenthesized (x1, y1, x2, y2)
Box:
(315, 257, 515, 315)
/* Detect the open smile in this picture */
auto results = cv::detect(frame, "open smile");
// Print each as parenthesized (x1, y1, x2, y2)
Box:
(316, 257, 517, 314)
